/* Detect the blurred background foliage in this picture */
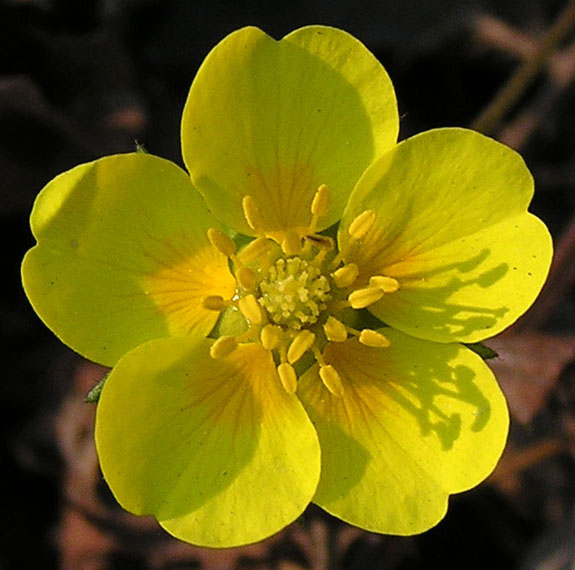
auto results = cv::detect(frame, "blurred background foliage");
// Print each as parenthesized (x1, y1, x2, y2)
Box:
(1, 0, 574, 568)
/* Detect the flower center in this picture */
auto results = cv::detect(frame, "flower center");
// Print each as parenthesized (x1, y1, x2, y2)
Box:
(258, 257, 331, 330)
(202, 184, 400, 397)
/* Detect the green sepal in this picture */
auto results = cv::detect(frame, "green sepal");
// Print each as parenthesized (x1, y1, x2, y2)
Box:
(464, 341, 499, 360)
(135, 141, 148, 154)
(85, 371, 111, 403)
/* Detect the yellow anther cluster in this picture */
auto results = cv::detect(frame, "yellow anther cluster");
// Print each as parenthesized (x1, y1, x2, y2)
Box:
(203, 188, 400, 399)
(259, 257, 331, 330)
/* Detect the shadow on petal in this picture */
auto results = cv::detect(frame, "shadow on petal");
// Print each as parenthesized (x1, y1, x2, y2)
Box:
(300, 333, 508, 533)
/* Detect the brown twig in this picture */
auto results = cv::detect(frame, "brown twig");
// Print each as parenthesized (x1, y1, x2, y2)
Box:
(471, 0, 575, 135)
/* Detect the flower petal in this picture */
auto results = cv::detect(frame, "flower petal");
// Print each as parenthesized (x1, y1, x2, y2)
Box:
(298, 330, 508, 535)
(96, 336, 320, 547)
(339, 128, 552, 343)
(182, 26, 398, 241)
(22, 153, 235, 366)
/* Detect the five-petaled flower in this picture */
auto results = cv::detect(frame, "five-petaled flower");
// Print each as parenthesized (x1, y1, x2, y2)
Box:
(22, 26, 552, 547)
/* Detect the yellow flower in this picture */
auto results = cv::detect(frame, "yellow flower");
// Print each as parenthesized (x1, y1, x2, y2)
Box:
(22, 26, 552, 547)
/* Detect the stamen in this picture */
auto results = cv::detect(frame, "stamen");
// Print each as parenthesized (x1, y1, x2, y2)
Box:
(311, 184, 331, 217)
(242, 195, 265, 232)
(348, 209, 376, 240)
(312, 337, 344, 397)
(369, 275, 400, 293)
(260, 324, 284, 350)
(309, 184, 330, 234)
(282, 231, 302, 256)
(202, 295, 227, 311)
(323, 316, 348, 342)
(236, 266, 256, 289)
(238, 294, 264, 324)
(238, 237, 271, 264)
(359, 329, 391, 348)
(331, 263, 359, 289)
(210, 336, 238, 359)
(311, 248, 328, 267)
(319, 364, 344, 397)
(305, 234, 334, 250)
(348, 286, 385, 309)
(207, 228, 236, 258)
(277, 362, 298, 394)
(287, 330, 315, 364)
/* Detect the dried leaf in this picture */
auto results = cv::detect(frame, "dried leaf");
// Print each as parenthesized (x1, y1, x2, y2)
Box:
(488, 333, 575, 424)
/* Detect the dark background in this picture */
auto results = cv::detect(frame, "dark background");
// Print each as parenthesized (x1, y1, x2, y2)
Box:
(2, 0, 574, 568)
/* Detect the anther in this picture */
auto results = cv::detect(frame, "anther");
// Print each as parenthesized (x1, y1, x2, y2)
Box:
(207, 228, 236, 258)
(305, 234, 334, 250)
(210, 336, 238, 359)
(369, 275, 400, 293)
(236, 266, 256, 290)
(277, 362, 298, 394)
(281, 230, 302, 256)
(319, 364, 344, 397)
(242, 195, 265, 232)
(348, 209, 376, 240)
(238, 237, 271, 264)
(348, 286, 385, 309)
(238, 294, 264, 324)
(309, 184, 331, 234)
(260, 324, 284, 351)
(331, 263, 359, 289)
(311, 184, 331, 217)
(287, 330, 316, 364)
(323, 316, 348, 342)
(359, 329, 391, 348)
(202, 295, 227, 311)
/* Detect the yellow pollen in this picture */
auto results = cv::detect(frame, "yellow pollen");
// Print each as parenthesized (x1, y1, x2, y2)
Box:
(287, 330, 315, 364)
(348, 209, 376, 240)
(348, 286, 385, 309)
(236, 266, 256, 289)
(282, 231, 302, 256)
(242, 195, 265, 232)
(370, 275, 400, 293)
(359, 329, 391, 348)
(277, 362, 298, 394)
(259, 257, 331, 329)
(323, 316, 348, 342)
(331, 263, 359, 288)
(260, 324, 284, 351)
(207, 228, 236, 257)
(319, 364, 344, 397)
(210, 336, 237, 359)
(238, 294, 263, 324)
(202, 295, 227, 311)
(238, 237, 271, 264)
